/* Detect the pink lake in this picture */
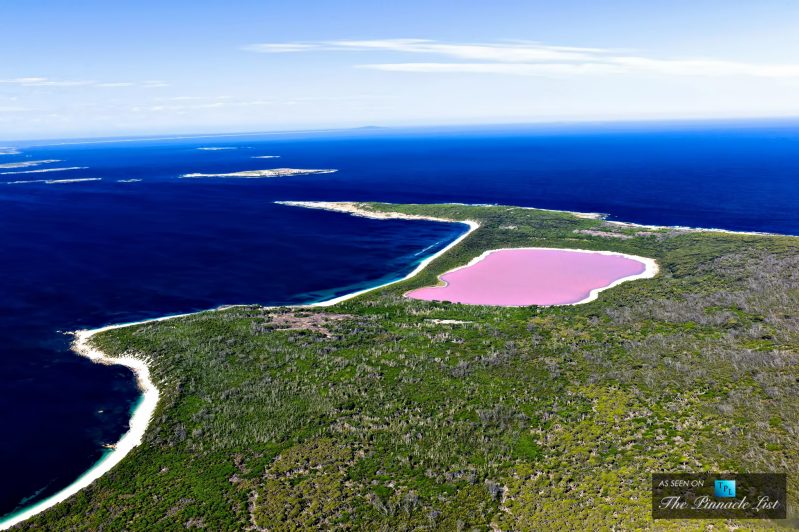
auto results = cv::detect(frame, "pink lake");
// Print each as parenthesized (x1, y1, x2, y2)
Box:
(405, 248, 654, 306)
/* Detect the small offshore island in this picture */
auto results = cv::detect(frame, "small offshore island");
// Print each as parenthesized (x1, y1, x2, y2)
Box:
(6, 202, 799, 530)
(180, 168, 337, 179)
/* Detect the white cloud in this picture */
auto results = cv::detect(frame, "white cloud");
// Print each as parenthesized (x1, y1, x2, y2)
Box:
(0, 77, 95, 87)
(132, 99, 275, 113)
(611, 56, 799, 78)
(327, 39, 602, 63)
(244, 39, 600, 62)
(245, 38, 799, 79)
(358, 62, 625, 76)
(141, 80, 170, 88)
(242, 43, 320, 53)
(161, 95, 233, 102)
(0, 77, 169, 88)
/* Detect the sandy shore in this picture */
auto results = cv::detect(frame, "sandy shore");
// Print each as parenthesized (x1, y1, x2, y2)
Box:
(0, 316, 177, 530)
(1, 200, 760, 529)
(0, 204, 477, 529)
(279, 200, 604, 223)
(515, 204, 604, 220)
(311, 223, 480, 308)
(9, 199, 754, 529)
(280, 202, 480, 307)
(276, 200, 474, 224)
(0, 304, 264, 530)
(282, 202, 660, 306)
(286, 200, 787, 238)
(574, 250, 658, 304)
(602, 219, 779, 237)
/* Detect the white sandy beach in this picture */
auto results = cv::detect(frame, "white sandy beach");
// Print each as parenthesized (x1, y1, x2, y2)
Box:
(277, 200, 474, 224)
(283, 203, 660, 306)
(0, 320, 166, 531)
(568, 249, 658, 304)
(1, 199, 742, 530)
(311, 220, 480, 307)
(281, 200, 607, 222)
(291, 199, 779, 237)
(0, 203, 477, 530)
(281, 201, 481, 307)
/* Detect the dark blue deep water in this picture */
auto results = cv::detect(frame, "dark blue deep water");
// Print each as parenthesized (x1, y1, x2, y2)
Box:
(1, 120, 799, 519)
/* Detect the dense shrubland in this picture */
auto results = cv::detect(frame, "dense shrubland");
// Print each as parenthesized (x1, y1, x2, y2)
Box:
(21, 203, 799, 530)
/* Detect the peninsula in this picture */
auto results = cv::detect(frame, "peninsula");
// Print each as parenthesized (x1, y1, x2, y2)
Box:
(7, 202, 797, 530)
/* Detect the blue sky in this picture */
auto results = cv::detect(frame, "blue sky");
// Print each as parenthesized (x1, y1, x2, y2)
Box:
(2, 0, 799, 139)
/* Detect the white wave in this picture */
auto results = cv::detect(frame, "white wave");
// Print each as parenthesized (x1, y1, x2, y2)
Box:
(196, 147, 237, 151)
(117, 179, 142, 183)
(0, 159, 60, 169)
(0, 166, 87, 175)
(414, 241, 441, 256)
(252, 155, 280, 159)
(0, 147, 20, 155)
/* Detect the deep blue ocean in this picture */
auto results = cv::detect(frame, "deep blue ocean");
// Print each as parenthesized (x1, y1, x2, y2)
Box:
(2, 120, 799, 519)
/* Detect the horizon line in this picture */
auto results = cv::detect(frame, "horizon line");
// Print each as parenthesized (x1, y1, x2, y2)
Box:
(4, 114, 799, 146)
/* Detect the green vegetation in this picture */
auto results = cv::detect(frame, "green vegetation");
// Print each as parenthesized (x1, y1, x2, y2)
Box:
(20, 203, 799, 530)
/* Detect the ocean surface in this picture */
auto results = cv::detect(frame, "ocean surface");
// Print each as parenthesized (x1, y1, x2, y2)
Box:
(2, 120, 799, 519)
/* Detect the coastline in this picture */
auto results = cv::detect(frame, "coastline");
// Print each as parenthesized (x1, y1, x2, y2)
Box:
(602, 219, 781, 237)
(0, 316, 176, 530)
(275, 200, 477, 224)
(310, 219, 478, 308)
(403, 247, 658, 307)
(277, 200, 783, 237)
(291, 202, 481, 307)
(0, 199, 764, 529)
(0, 308, 236, 530)
(0, 204, 478, 530)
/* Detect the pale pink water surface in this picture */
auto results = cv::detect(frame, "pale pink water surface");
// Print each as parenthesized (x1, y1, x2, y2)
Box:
(406, 248, 647, 306)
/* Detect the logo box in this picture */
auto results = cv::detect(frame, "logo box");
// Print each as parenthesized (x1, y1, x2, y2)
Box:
(714, 479, 736, 498)
(652, 473, 786, 519)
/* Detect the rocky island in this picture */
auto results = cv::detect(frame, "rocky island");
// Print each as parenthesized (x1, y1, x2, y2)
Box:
(180, 168, 337, 179)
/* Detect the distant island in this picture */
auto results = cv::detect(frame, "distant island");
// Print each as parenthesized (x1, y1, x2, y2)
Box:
(6, 202, 797, 530)
(0, 167, 88, 175)
(0, 160, 61, 169)
(180, 168, 337, 179)
(6, 177, 102, 185)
